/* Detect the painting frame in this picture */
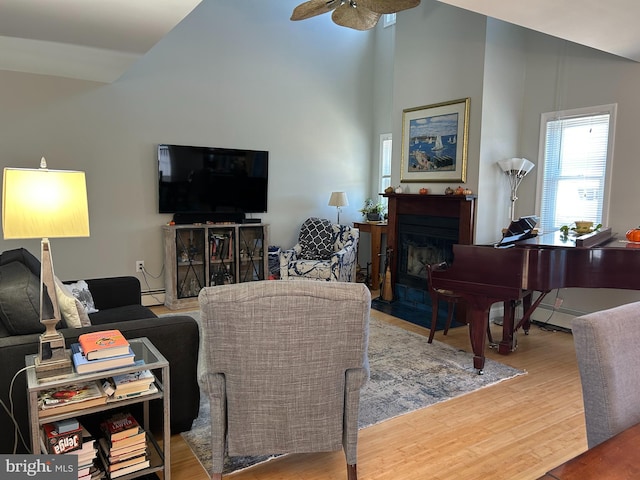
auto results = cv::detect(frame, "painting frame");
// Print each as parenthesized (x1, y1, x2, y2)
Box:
(401, 97, 470, 183)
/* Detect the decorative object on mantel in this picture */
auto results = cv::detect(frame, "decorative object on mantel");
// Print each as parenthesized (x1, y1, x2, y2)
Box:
(401, 98, 470, 183)
(497, 157, 535, 222)
(395, 186, 403, 194)
(359, 198, 386, 222)
(384, 186, 395, 194)
(445, 186, 454, 195)
(290, 0, 421, 31)
(419, 188, 429, 195)
(328, 191, 349, 224)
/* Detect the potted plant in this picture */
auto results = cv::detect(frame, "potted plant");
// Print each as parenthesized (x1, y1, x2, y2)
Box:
(359, 198, 386, 222)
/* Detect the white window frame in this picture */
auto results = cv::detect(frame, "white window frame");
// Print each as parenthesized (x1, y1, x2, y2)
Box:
(383, 13, 396, 27)
(535, 104, 616, 233)
(379, 133, 392, 210)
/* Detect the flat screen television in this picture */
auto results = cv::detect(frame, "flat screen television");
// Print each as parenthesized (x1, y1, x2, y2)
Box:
(158, 144, 268, 215)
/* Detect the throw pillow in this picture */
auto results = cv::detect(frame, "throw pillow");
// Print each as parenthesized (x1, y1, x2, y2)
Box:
(298, 217, 334, 260)
(66, 280, 99, 314)
(0, 261, 53, 335)
(0, 247, 42, 275)
(54, 277, 88, 328)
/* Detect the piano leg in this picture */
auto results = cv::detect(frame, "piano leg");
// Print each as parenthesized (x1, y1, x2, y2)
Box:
(499, 300, 517, 355)
(522, 293, 532, 334)
(466, 300, 493, 374)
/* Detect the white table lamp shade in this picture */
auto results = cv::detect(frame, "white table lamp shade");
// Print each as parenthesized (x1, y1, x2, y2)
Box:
(328, 191, 349, 208)
(2, 167, 90, 239)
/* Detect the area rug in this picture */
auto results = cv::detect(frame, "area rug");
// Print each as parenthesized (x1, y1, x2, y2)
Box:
(177, 311, 525, 476)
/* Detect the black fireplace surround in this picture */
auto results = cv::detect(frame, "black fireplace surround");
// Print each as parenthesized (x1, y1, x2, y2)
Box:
(397, 214, 459, 290)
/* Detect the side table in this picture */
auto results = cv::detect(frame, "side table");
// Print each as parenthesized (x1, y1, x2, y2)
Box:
(354, 221, 388, 289)
(26, 337, 171, 480)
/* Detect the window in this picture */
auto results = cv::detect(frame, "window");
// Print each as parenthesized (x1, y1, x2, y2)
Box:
(379, 133, 392, 209)
(536, 104, 616, 233)
(383, 13, 396, 27)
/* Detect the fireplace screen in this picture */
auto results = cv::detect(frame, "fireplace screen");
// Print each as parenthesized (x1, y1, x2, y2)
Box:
(397, 214, 458, 290)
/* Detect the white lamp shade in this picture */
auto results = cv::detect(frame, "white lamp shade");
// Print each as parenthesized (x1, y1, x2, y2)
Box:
(328, 191, 349, 207)
(2, 167, 90, 239)
(498, 157, 535, 176)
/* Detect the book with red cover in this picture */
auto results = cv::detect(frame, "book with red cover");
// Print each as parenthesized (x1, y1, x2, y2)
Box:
(78, 329, 130, 360)
(100, 412, 140, 442)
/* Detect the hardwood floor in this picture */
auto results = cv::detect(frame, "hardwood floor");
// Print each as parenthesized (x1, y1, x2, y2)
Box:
(159, 304, 587, 479)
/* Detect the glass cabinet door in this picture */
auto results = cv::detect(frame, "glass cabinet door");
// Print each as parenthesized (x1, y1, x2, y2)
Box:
(238, 226, 265, 283)
(175, 228, 205, 299)
(208, 227, 236, 286)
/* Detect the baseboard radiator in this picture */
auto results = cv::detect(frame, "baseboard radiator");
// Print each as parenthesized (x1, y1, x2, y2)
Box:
(142, 289, 165, 307)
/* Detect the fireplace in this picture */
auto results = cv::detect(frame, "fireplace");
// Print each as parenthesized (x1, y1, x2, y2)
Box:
(397, 214, 459, 290)
(383, 193, 476, 326)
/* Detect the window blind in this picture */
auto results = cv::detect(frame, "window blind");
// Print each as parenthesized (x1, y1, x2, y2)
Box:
(539, 113, 610, 233)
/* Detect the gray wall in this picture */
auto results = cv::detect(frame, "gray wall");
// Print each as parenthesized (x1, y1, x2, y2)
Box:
(0, 0, 375, 288)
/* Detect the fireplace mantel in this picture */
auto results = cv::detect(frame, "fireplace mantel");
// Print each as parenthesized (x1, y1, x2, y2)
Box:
(384, 193, 477, 292)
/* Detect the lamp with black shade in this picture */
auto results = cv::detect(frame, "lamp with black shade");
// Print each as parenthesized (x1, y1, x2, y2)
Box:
(2, 157, 90, 379)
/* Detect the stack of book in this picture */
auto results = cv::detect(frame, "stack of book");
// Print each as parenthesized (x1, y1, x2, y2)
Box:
(98, 412, 149, 478)
(40, 419, 102, 480)
(72, 330, 134, 374)
(67, 426, 100, 480)
(103, 366, 158, 401)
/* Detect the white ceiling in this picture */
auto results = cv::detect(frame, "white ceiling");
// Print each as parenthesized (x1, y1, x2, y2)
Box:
(0, 0, 638, 83)
(437, 0, 640, 62)
(0, 0, 202, 82)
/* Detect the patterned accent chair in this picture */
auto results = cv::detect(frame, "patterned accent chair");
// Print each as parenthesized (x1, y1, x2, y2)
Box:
(280, 217, 359, 282)
(199, 281, 371, 480)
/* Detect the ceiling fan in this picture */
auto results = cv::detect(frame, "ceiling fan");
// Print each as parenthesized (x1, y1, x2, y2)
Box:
(291, 0, 421, 31)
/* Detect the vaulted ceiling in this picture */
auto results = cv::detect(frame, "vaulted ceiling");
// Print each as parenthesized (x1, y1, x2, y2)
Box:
(0, 0, 637, 83)
(437, 0, 640, 62)
(0, 0, 202, 82)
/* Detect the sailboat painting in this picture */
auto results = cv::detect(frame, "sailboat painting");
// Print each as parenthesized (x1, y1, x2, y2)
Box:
(401, 98, 469, 182)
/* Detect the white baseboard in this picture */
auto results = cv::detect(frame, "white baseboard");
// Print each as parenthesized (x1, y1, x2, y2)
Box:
(531, 305, 586, 331)
(142, 289, 165, 307)
(490, 303, 584, 331)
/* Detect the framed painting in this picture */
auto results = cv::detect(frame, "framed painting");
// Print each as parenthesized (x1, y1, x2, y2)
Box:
(401, 97, 470, 183)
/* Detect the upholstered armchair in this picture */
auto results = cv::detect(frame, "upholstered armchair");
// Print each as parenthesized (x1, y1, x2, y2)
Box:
(279, 217, 359, 281)
(198, 280, 371, 480)
(572, 301, 640, 448)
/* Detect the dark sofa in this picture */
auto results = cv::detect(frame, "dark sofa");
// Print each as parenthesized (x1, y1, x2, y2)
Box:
(0, 249, 200, 454)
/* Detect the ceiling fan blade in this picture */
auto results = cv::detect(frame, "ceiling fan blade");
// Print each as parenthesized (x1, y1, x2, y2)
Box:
(358, 0, 421, 14)
(291, 0, 341, 21)
(331, 3, 381, 30)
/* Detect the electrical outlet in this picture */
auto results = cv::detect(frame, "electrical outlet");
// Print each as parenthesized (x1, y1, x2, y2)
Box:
(136, 260, 145, 272)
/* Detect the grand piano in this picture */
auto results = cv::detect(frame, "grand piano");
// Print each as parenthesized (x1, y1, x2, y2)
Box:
(430, 226, 640, 373)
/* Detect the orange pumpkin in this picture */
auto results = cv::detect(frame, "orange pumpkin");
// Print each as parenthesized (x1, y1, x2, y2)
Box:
(626, 228, 640, 242)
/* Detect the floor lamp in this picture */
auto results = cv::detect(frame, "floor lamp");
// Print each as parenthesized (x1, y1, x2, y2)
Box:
(2, 157, 90, 378)
(328, 191, 348, 224)
(498, 158, 535, 222)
